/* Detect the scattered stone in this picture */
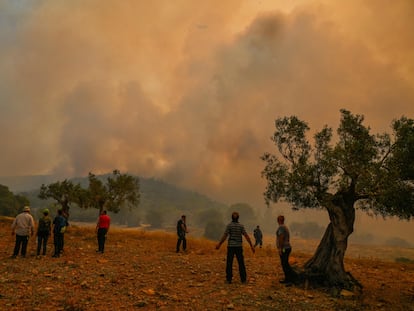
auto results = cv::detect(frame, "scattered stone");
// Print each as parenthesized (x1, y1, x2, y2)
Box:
(340, 289, 356, 299)
(134, 301, 148, 308)
(142, 289, 156, 295)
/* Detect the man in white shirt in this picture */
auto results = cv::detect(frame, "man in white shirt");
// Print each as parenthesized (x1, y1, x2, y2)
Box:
(11, 206, 35, 258)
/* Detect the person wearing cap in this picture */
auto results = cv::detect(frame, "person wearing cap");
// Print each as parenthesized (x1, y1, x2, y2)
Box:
(216, 211, 255, 284)
(11, 206, 35, 258)
(36, 208, 52, 257)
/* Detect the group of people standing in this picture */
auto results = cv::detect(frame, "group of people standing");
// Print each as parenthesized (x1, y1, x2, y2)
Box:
(11, 206, 68, 258)
(177, 212, 297, 285)
(10, 206, 109, 258)
(12, 206, 296, 286)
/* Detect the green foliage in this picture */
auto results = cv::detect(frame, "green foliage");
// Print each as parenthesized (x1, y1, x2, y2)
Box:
(38, 179, 83, 216)
(0, 184, 29, 216)
(395, 257, 414, 263)
(38, 170, 140, 218)
(390, 117, 414, 180)
(106, 170, 140, 211)
(262, 109, 414, 219)
(84, 170, 140, 213)
(22, 175, 229, 226)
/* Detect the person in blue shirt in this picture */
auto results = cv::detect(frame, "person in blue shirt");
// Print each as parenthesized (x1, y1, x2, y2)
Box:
(52, 209, 67, 258)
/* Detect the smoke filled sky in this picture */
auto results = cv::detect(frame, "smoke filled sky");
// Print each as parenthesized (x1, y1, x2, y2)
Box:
(1, 0, 414, 210)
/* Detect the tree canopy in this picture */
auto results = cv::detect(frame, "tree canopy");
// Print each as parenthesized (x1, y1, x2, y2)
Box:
(39, 179, 83, 218)
(261, 109, 414, 289)
(262, 109, 414, 219)
(0, 184, 29, 217)
(39, 170, 140, 217)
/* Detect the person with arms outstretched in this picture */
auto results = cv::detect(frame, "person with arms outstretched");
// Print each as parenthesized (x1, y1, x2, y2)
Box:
(216, 212, 255, 284)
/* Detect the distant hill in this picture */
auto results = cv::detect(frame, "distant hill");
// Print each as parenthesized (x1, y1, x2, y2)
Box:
(0, 174, 225, 209)
(0, 175, 58, 192)
(0, 174, 230, 228)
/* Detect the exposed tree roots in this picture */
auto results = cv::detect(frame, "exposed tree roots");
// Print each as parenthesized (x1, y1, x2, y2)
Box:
(292, 268, 364, 297)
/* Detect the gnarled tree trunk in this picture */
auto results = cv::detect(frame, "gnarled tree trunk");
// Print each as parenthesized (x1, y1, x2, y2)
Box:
(61, 199, 70, 220)
(304, 200, 360, 290)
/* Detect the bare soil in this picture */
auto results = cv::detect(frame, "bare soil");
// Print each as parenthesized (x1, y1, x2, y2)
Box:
(1, 217, 413, 310)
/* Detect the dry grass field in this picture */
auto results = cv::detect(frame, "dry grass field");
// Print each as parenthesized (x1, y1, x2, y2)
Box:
(1, 216, 413, 310)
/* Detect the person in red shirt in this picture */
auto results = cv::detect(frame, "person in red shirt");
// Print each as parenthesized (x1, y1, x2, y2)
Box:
(96, 210, 110, 253)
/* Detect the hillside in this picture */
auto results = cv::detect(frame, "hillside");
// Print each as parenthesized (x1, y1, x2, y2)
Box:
(0, 175, 57, 192)
(0, 174, 226, 211)
(2, 174, 414, 250)
(1, 217, 413, 310)
(2, 174, 229, 227)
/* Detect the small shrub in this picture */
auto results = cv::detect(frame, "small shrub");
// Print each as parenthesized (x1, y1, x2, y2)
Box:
(385, 237, 411, 248)
(395, 257, 414, 263)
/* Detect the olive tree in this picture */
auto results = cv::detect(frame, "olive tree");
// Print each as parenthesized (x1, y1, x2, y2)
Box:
(85, 170, 140, 214)
(261, 109, 414, 290)
(0, 184, 30, 216)
(39, 179, 83, 218)
(39, 170, 140, 218)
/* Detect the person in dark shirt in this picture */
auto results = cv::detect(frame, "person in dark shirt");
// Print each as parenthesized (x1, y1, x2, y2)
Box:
(253, 225, 263, 248)
(36, 208, 52, 257)
(216, 212, 255, 284)
(176, 215, 188, 253)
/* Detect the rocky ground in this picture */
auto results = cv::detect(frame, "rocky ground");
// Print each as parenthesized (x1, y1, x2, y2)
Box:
(0, 217, 413, 310)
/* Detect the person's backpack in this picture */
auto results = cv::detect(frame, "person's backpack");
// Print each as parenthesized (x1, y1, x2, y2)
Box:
(38, 217, 51, 234)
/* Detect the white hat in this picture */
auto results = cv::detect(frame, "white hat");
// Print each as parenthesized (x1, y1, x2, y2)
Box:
(23, 206, 30, 212)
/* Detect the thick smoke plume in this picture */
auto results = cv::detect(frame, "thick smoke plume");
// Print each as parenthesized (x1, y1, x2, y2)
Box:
(1, 0, 413, 215)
